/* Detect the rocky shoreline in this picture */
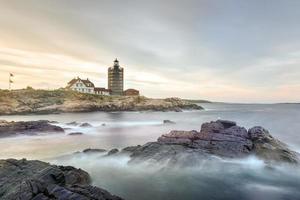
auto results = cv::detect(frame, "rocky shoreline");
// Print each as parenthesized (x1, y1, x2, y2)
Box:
(0, 120, 64, 138)
(0, 159, 123, 200)
(0, 119, 299, 199)
(123, 120, 300, 164)
(1, 119, 298, 164)
(0, 89, 203, 115)
(74, 120, 298, 165)
(64, 120, 300, 166)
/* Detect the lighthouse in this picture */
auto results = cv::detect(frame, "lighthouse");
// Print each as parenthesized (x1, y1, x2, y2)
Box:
(108, 59, 124, 95)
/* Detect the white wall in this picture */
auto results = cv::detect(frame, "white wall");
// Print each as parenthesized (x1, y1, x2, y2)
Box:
(95, 90, 110, 95)
(68, 79, 110, 95)
(69, 80, 94, 94)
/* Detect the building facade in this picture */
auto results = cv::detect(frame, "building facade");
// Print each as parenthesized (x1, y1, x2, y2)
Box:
(124, 89, 140, 96)
(108, 59, 124, 95)
(94, 87, 111, 95)
(66, 77, 110, 95)
(67, 77, 95, 94)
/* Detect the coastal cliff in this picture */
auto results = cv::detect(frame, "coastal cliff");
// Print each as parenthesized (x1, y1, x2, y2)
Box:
(0, 89, 203, 115)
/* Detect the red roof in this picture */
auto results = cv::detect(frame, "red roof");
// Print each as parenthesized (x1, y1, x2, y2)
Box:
(124, 88, 139, 92)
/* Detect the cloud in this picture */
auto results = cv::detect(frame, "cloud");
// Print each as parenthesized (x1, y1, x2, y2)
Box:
(0, 0, 300, 102)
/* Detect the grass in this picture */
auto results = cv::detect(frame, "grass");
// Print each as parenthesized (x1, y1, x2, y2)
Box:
(0, 88, 202, 114)
(0, 88, 148, 105)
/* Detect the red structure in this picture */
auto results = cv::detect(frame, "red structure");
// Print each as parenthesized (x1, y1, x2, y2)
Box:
(124, 89, 140, 96)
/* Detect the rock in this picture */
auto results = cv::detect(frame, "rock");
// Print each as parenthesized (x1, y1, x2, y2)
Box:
(163, 120, 176, 124)
(200, 120, 226, 134)
(249, 126, 300, 164)
(127, 120, 299, 165)
(216, 120, 237, 129)
(173, 107, 182, 112)
(80, 123, 92, 128)
(82, 148, 107, 154)
(68, 132, 83, 136)
(121, 145, 141, 153)
(0, 120, 64, 138)
(0, 159, 123, 200)
(248, 126, 272, 141)
(129, 142, 212, 166)
(66, 121, 80, 126)
(107, 148, 119, 156)
(158, 130, 198, 145)
(195, 123, 252, 158)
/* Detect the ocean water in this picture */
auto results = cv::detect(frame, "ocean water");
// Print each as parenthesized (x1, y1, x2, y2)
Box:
(0, 103, 300, 200)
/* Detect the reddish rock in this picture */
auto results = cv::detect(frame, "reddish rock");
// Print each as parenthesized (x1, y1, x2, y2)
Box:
(128, 120, 299, 164)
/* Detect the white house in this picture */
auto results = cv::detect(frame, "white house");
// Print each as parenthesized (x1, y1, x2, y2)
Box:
(66, 77, 110, 95)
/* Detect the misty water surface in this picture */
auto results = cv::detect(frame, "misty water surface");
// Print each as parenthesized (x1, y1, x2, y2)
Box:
(0, 103, 300, 200)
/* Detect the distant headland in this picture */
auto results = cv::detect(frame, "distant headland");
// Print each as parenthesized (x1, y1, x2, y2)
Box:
(0, 88, 203, 115)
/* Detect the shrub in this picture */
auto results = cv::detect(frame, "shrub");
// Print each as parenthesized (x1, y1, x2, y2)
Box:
(26, 86, 34, 90)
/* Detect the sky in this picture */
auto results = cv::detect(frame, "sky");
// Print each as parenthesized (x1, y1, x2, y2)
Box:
(0, 0, 300, 103)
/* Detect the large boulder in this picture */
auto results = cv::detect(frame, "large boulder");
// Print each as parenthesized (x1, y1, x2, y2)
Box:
(107, 148, 119, 156)
(195, 121, 252, 157)
(80, 123, 93, 128)
(0, 159, 123, 200)
(0, 120, 64, 137)
(129, 142, 212, 166)
(248, 126, 299, 164)
(82, 148, 107, 154)
(66, 121, 80, 126)
(127, 120, 299, 165)
(157, 120, 252, 158)
(121, 145, 141, 153)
